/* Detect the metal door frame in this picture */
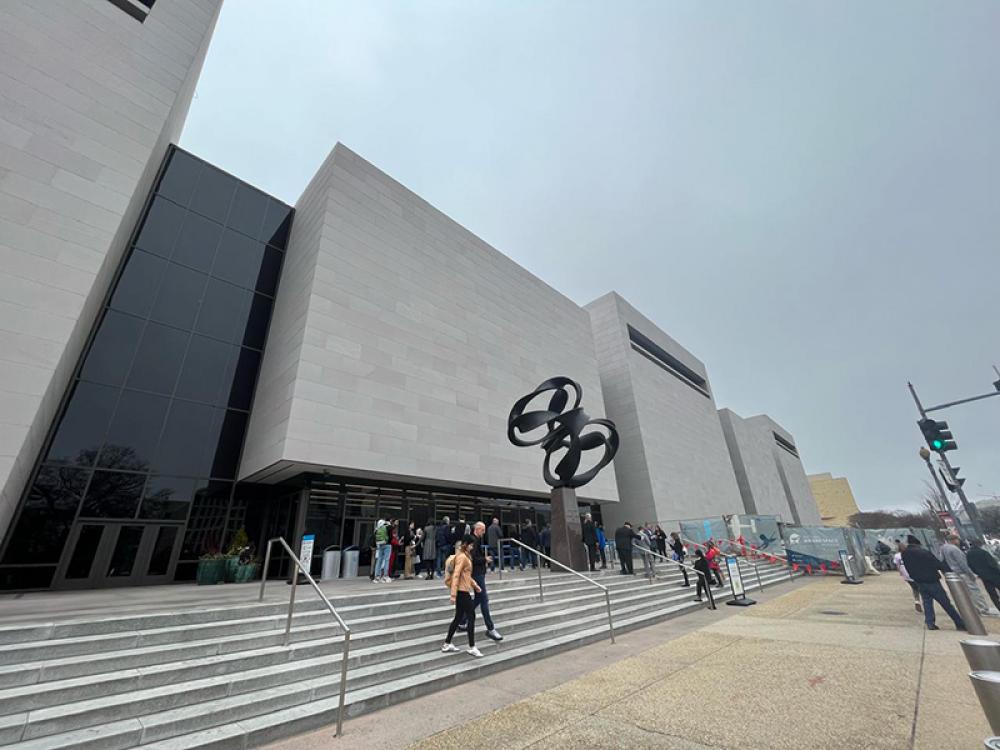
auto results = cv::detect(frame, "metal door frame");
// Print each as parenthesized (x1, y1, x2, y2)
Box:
(52, 521, 184, 589)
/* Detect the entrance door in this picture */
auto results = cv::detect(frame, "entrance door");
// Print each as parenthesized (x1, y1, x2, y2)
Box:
(53, 522, 183, 589)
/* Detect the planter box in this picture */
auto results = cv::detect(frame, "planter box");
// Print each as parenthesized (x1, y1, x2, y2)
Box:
(224, 556, 240, 583)
(196, 558, 226, 585)
(234, 562, 259, 583)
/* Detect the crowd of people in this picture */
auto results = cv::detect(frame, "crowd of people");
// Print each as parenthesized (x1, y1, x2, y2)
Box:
(894, 532, 1000, 631)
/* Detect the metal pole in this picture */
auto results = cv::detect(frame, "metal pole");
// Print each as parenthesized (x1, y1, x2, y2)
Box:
(971, 671, 1000, 734)
(335, 632, 350, 737)
(259, 538, 274, 602)
(604, 590, 616, 644)
(923, 452, 955, 514)
(705, 572, 716, 610)
(945, 572, 987, 636)
(926, 390, 1000, 412)
(536, 550, 544, 602)
(285, 570, 299, 646)
(963, 639, 1000, 672)
(753, 562, 764, 592)
(497, 539, 503, 580)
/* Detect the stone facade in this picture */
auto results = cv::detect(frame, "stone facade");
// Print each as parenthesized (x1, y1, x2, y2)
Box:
(808, 472, 861, 526)
(585, 292, 743, 529)
(0, 0, 222, 545)
(240, 143, 619, 505)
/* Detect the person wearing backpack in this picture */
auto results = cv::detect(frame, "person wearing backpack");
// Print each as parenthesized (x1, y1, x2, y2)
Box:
(372, 519, 392, 583)
(441, 535, 483, 658)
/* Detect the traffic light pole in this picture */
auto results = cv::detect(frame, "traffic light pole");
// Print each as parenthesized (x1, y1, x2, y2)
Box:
(921, 450, 955, 516)
(907, 382, 985, 540)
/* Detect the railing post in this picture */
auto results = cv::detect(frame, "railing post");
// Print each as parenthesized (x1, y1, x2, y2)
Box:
(336, 631, 350, 737)
(754, 562, 764, 592)
(536, 549, 544, 602)
(705, 572, 716, 610)
(604, 589, 616, 644)
(259, 538, 274, 602)
(497, 538, 503, 580)
(285, 569, 299, 646)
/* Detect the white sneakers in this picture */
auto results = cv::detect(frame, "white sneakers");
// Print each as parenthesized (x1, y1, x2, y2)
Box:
(467, 647, 484, 658)
(371, 577, 394, 584)
(441, 643, 461, 653)
(486, 629, 503, 641)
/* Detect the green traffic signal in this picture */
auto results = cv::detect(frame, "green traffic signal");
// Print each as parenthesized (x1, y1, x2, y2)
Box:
(932, 438, 944, 450)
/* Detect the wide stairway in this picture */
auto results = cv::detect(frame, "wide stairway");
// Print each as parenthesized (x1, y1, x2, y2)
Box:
(0, 558, 797, 749)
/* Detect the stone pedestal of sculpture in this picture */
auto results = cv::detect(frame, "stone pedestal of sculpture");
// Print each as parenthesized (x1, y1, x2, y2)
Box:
(550, 486, 588, 571)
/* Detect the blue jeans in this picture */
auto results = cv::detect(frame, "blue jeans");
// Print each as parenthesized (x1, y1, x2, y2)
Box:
(436, 547, 449, 576)
(917, 580, 965, 628)
(521, 549, 536, 568)
(374, 543, 392, 579)
(459, 573, 495, 631)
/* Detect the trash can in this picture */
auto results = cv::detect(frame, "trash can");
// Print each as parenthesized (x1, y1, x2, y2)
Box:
(341, 546, 360, 578)
(321, 546, 341, 580)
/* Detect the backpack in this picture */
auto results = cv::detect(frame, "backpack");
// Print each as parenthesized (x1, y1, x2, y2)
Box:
(443, 554, 457, 587)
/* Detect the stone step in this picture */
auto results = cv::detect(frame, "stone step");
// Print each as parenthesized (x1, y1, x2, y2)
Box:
(0, 572, 700, 721)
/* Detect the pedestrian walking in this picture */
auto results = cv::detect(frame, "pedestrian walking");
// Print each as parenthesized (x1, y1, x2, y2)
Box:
(435, 517, 451, 577)
(614, 522, 640, 575)
(457, 522, 504, 642)
(693, 549, 711, 602)
(941, 533, 993, 616)
(968, 539, 1000, 613)
(421, 520, 436, 579)
(705, 541, 724, 587)
(901, 535, 966, 631)
(894, 541, 922, 613)
(654, 525, 668, 557)
(540, 523, 551, 567)
(670, 531, 690, 587)
(486, 518, 502, 571)
(596, 524, 608, 569)
(636, 524, 655, 578)
(372, 519, 392, 583)
(441, 535, 483, 658)
(582, 513, 599, 572)
(521, 520, 539, 568)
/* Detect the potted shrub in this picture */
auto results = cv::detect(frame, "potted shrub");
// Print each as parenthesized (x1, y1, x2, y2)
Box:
(196, 549, 226, 585)
(224, 528, 250, 583)
(234, 547, 259, 583)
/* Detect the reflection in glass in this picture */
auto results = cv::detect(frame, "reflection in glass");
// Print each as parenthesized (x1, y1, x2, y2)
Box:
(227, 348, 260, 410)
(126, 322, 188, 395)
(189, 166, 236, 223)
(99, 390, 169, 469)
(172, 211, 222, 273)
(213, 229, 262, 289)
(157, 149, 202, 206)
(45, 382, 119, 466)
(227, 184, 268, 239)
(110, 250, 165, 318)
(181, 481, 232, 558)
(80, 470, 145, 518)
(1, 466, 90, 564)
(212, 410, 248, 479)
(79, 311, 144, 387)
(135, 198, 185, 258)
(156, 401, 219, 477)
(65, 525, 103, 579)
(149, 262, 208, 330)
(147, 526, 179, 576)
(242, 294, 272, 350)
(106, 526, 144, 577)
(261, 200, 292, 248)
(140, 476, 195, 521)
(176, 335, 236, 406)
(255, 247, 282, 296)
(196, 279, 251, 344)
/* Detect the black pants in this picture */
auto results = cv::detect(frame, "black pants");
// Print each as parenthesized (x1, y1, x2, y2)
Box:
(587, 543, 598, 571)
(599, 545, 607, 568)
(620, 550, 634, 574)
(712, 567, 723, 586)
(677, 561, 690, 585)
(696, 574, 709, 600)
(446, 591, 476, 647)
(983, 579, 1000, 612)
(916, 580, 964, 628)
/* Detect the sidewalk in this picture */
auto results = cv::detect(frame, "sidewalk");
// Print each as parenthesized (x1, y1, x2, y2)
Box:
(267, 572, 993, 750)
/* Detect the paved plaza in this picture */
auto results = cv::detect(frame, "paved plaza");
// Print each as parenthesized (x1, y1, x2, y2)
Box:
(267, 572, 993, 750)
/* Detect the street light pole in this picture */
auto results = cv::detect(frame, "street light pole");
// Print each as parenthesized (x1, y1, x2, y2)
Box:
(919, 446, 954, 515)
(908, 381, 985, 540)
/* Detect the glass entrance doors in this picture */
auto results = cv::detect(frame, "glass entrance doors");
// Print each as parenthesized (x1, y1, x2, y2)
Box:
(53, 522, 183, 588)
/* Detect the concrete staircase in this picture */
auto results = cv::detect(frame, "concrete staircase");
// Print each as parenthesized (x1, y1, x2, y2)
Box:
(0, 560, 796, 749)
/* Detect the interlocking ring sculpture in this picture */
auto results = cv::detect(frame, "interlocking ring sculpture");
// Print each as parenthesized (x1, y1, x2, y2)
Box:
(507, 376, 619, 489)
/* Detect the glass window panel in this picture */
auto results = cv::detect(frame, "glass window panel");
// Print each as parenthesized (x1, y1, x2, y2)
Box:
(0, 566, 56, 590)
(226, 348, 260, 410)
(140, 476, 195, 520)
(149, 262, 208, 330)
(79, 310, 144, 387)
(227, 184, 268, 239)
(155, 401, 220, 477)
(157, 149, 203, 206)
(181, 480, 232, 558)
(126, 322, 188, 395)
(99, 390, 169, 470)
(171, 211, 222, 273)
(211, 410, 247, 479)
(80, 470, 146, 518)
(45, 382, 119, 466)
(190, 167, 236, 224)
(195, 279, 252, 344)
(261, 200, 292, 248)
(213, 229, 263, 289)
(241, 294, 272, 350)
(0, 466, 89, 564)
(109, 250, 166, 318)
(147, 526, 179, 576)
(65, 524, 104, 579)
(106, 525, 144, 577)
(255, 246, 282, 296)
(134, 198, 185, 259)
(176, 335, 237, 406)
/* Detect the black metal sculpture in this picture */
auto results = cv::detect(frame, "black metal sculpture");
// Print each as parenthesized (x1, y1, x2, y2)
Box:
(507, 376, 619, 489)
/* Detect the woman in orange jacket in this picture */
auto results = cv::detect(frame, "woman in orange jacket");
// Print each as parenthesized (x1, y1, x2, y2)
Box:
(442, 535, 484, 658)
(705, 541, 724, 587)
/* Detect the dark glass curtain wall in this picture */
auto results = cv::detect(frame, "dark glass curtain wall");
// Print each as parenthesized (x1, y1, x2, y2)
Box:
(0, 147, 292, 590)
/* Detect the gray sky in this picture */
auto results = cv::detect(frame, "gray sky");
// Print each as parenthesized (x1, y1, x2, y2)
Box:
(181, 1, 1000, 512)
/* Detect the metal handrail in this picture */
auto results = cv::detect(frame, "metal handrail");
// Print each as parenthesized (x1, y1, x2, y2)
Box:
(496, 537, 616, 644)
(630, 543, 716, 609)
(258, 537, 351, 737)
(722, 537, 792, 565)
(683, 536, 795, 583)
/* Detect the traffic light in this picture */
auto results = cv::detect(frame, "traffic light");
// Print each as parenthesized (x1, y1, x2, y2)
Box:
(918, 418, 957, 452)
(939, 464, 966, 492)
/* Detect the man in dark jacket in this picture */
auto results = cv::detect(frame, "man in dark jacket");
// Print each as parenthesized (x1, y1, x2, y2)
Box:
(614, 523, 640, 575)
(582, 513, 599, 572)
(486, 518, 503, 572)
(457, 522, 503, 642)
(434, 517, 451, 577)
(901, 535, 966, 631)
(968, 539, 1000, 612)
(520, 520, 539, 569)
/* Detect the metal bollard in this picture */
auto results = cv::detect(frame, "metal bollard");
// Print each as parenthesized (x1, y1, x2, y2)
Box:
(971, 671, 1000, 734)
(985, 738, 1000, 749)
(946, 573, 988, 636)
(964, 639, 1000, 672)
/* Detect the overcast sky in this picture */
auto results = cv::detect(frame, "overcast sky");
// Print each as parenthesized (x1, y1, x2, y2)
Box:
(181, 1, 1000, 512)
